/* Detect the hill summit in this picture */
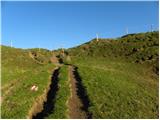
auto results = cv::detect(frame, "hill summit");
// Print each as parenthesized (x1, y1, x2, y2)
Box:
(66, 31, 158, 74)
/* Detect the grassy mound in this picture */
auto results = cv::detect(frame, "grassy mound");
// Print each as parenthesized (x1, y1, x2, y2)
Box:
(67, 31, 158, 74)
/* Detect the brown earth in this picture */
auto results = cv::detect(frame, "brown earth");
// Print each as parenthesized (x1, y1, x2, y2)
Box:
(67, 66, 88, 119)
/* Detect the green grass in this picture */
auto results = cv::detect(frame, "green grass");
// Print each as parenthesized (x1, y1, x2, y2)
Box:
(46, 65, 70, 119)
(1, 31, 159, 119)
(71, 57, 158, 118)
(67, 31, 158, 74)
(65, 32, 158, 118)
(1, 64, 55, 118)
(1, 46, 53, 85)
(1, 45, 55, 118)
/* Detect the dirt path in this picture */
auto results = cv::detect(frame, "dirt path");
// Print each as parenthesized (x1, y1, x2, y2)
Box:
(30, 65, 91, 119)
(67, 66, 91, 119)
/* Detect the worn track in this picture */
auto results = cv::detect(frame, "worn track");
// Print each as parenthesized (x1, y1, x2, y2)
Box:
(67, 65, 92, 119)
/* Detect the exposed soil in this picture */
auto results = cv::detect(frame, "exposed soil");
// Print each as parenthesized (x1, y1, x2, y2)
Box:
(32, 68, 60, 119)
(30, 65, 92, 119)
(68, 66, 92, 119)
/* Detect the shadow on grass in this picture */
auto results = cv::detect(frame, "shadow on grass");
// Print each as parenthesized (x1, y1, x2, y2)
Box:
(32, 68, 60, 119)
(73, 66, 92, 119)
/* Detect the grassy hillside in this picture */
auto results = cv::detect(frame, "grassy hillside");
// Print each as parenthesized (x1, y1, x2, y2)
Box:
(64, 31, 159, 118)
(1, 31, 159, 118)
(70, 57, 158, 118)
(1, 46, 55, 118)
(67, 31, 158, 74)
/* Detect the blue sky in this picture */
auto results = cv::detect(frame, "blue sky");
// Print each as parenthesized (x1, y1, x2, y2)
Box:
(2, 1, 159, 50)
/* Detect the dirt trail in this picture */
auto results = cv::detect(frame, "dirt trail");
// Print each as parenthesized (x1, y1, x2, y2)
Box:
(32, 68, 60, 119)
(67, 66, 92, 119)
(30, 65, 91, 119)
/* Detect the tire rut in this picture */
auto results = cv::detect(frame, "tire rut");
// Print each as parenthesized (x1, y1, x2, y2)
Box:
(67, 65, 92, 119)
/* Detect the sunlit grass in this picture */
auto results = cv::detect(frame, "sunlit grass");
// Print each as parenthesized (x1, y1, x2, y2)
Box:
(73, 58, 158, 118)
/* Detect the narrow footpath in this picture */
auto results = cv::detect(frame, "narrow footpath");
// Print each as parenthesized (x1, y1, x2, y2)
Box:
(67, 66, 91, 119)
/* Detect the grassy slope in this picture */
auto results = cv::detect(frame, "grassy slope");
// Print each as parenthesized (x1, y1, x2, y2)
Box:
(1, 46, 55, 118)
(68, 31, 158, 70)
(1, 31, 159, 118)
(71, 58, 158, 118)
(66, 31, 159, 118)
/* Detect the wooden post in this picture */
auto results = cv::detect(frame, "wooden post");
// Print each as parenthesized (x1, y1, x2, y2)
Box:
(62, 48, 65, 57)
(126, 27, 128, 34)
(96, 33, 99, 42)
(10, 40, 12, 47)
(151, 24, 153, 32)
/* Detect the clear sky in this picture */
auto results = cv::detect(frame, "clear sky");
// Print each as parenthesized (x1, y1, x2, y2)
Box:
(2, 1, 159, 50)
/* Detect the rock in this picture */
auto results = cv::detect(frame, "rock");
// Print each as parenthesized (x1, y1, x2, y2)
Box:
(31, 85, 38, 91)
